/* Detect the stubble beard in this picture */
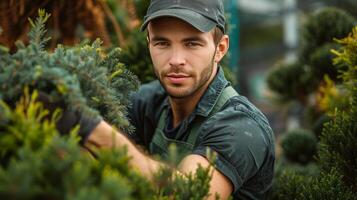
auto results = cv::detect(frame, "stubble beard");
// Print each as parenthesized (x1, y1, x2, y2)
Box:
(154, 56, 216, 100)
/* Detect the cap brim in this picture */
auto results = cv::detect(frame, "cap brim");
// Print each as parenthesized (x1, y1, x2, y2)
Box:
(141, 8, 216, 32)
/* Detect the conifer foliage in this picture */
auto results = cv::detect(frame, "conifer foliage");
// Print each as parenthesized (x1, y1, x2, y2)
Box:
(0, 10, 139, 134)
(0, 90, 154, 199)
(0, 10, 212, 199)
(318, 26, 357, 192)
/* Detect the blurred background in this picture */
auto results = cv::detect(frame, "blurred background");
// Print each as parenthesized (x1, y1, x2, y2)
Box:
(1, 0, 356, 199)
(234, 0, 356, 136)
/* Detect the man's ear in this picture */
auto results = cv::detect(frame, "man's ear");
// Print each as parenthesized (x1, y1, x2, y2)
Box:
(214, 35, 229, 63)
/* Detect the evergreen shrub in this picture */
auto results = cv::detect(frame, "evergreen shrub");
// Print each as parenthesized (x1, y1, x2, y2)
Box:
(266, 62, 316, 102)
(272, 169, 357, 200)
(318, 26, 357, 192)
(301, 7, 355, 83)
(300, 7, 355, 62)
(281, 129, 317, 165)
(0, 10, 140, 134)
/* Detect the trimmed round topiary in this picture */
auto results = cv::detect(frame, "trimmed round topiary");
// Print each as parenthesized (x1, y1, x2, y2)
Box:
(300, 7, 355, 63)
(266, 62, 317, 103)
(281, 129, 318, 164)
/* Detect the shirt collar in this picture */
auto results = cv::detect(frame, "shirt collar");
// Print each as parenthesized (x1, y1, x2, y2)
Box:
(196, 66, 230, 117)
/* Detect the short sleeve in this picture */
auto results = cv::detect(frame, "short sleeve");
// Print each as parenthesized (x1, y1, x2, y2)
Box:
(191, 106, 274, 195)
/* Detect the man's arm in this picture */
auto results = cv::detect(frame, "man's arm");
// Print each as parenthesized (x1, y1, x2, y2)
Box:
(85, 121, 233, 199)
(179, 155, 233, 199)
(85, 121, 163, 181)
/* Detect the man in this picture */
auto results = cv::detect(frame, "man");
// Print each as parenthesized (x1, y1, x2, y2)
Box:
(63, 0, 275, 199)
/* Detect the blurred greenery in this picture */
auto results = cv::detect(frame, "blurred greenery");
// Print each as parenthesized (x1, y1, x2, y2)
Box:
(240, 23, 282, 49)
(270, 8, 357, 199)
(281, 129, 317, 164)
(300, 7, 355, 76)
(271, 169, 356, 200)
(266, 61, 316, 103)
(325, 0, 357, 17)
(118, 28, 155, 83)
(267, 7, 355, 104)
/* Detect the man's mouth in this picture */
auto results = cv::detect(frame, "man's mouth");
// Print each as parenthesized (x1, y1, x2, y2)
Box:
(165, 73, 190, 84)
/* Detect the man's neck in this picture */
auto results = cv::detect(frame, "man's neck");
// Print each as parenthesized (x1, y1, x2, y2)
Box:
(168, 88, 205, 129)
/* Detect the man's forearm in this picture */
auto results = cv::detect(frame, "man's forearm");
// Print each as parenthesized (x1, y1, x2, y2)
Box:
(84, 121, 164, 181)
(84, 121, 232, 199)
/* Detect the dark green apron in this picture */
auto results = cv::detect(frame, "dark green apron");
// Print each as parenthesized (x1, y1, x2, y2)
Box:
(149, 86, 238, 163)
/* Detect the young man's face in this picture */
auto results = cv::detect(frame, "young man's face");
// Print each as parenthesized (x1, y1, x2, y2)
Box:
(147, 17, 220, 99)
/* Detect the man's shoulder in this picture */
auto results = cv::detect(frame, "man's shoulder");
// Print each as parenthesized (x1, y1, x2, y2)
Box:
(197, 94, 275, 155)
(203, 94, 273, 136)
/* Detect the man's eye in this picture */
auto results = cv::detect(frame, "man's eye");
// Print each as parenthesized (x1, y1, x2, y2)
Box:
(155, 42, 169, 47)
(186, 42, 200, 47)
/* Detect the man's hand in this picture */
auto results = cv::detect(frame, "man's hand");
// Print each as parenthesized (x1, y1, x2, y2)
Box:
(36, 91, 102, 144)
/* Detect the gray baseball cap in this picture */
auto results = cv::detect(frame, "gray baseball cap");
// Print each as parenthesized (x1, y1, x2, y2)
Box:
(141, 0, 226, 33)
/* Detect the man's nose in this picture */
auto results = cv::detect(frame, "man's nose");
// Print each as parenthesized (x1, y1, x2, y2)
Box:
(169, 47, 186, 67)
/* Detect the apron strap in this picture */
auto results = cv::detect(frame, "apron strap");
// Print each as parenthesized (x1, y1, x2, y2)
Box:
(157, 108, 167, 132)
(186, 86, 238, 145)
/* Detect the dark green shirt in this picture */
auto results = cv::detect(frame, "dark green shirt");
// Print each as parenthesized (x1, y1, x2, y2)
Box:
(128, 68, 275, 199)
